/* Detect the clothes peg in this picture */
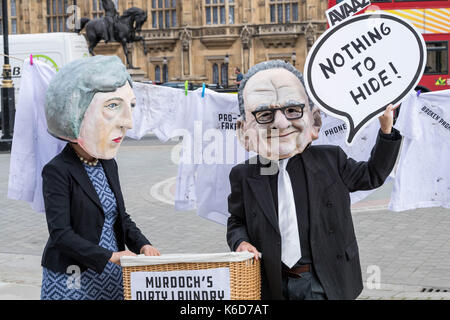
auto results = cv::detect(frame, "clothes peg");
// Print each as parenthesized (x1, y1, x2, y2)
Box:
(185, 80, 188, 96)
(202, 83, 206, 98)
(30, 54, 33, 65)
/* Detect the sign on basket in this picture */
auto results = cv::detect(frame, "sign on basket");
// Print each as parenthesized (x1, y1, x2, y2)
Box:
(130, 268, 231, 300)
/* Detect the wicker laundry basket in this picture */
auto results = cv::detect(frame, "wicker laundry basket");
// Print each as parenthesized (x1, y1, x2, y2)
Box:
(121, 252, 261, 300)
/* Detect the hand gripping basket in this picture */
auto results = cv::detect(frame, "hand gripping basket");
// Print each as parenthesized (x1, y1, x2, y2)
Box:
(121, 252, 261, 300)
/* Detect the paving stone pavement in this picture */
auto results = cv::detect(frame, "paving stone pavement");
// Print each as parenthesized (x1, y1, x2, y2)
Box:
(1, 138, 450, 300)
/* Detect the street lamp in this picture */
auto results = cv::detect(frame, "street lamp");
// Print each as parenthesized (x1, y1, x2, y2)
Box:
(0, 0, 15, 151)
(291, 51, 297, 67)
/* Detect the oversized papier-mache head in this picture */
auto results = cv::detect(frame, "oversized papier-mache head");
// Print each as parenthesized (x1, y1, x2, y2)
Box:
(45, 55, 136, 159)
(237, 60, 322, 160)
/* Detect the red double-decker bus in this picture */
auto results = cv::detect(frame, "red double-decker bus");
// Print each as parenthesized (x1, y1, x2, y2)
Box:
(328, 0, 450, 92)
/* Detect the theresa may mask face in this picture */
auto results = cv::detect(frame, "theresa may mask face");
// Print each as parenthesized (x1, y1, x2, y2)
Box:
(77, 81, 135, 159)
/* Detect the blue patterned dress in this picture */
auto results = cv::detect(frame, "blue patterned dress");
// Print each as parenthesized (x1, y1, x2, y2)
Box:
(41, 162, 124, 300)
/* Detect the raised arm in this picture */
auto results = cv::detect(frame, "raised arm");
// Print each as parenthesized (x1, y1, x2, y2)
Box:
(338, 104, 402, 192)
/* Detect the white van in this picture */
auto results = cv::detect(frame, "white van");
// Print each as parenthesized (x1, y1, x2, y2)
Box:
(0, 32, 89, 99)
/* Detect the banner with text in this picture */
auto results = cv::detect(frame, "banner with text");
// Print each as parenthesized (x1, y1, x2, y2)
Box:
(325, 0, 371, 27)
(130, 268, 231, 300)
(304, 12, 426, 144)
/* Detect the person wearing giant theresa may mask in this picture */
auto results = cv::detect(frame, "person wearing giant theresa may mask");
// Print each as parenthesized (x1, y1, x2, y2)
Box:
(40, 55, 160, 300)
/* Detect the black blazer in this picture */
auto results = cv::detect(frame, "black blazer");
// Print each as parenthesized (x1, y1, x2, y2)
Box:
(227, 130, 402, 300)
(41, 144, 151, 274)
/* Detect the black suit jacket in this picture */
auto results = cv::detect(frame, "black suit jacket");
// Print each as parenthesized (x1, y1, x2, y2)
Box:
(227, 130, 402, 300)
(41, 144, 151, 274)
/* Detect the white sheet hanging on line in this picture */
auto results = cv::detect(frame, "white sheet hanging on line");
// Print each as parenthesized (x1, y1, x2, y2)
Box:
(390, 90, 450, 211)
(7, 60, 65, 213)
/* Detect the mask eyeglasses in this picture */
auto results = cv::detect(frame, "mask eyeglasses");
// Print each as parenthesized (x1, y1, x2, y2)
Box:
(251, 104, 305, 124)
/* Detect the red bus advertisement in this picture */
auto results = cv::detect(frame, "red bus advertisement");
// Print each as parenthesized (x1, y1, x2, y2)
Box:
(328, 0, 450, 92)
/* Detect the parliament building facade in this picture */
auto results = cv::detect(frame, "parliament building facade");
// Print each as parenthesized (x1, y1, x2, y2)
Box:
(4, 0, 328, 85)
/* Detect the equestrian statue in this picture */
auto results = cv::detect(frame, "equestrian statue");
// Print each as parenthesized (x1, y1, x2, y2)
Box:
(76, 0, 147, 69)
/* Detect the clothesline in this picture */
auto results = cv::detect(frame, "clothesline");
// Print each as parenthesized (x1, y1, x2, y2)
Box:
(0, 53, 24, 62)
(7, 60, 450, 220)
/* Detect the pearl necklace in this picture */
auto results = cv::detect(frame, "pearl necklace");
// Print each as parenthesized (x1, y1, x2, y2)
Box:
(79, 156, 99, 167)
(75, 152, 98, 167)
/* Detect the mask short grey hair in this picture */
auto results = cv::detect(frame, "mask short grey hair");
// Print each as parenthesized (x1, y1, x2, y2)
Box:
(237, 60, 314, 119)
(45, 55, 133, 141)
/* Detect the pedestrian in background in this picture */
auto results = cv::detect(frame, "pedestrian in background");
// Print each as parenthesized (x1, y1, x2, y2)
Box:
(234, 66, 244, 87)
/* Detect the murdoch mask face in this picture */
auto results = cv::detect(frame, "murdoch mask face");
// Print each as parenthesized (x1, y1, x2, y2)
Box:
(238, 68, 321, 160)
(77, 81, 135, 159)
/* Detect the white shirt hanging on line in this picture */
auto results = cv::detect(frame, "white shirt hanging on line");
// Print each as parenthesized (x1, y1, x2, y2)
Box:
(312, 112, 382, 204)
(193, 89, 253, 225)
(126, 82, 188, 141)
(170, 88, 253, 223)
(390, 90, 450, 211)
(127, 83, 204, 212)
(7, 60, 65, 212)
(131, 84, 252, 225)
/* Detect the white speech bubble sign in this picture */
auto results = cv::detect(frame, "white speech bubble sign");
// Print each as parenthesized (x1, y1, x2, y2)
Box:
(304, 12, 426, 145)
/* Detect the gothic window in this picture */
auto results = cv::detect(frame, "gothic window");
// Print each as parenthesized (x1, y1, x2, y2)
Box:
(163, 64, 168, 83)
(151, 0, 177, 29)
(91, 0, 119, 19)
(269, 0, 299, 23)
(205, 0, 235, 25)
(10, 0, 17, 34)
(92, 0, 104, 19)
(0, 0, 19, 34)
(155, 65, 161, 82)
(212, 63, 219, 84)
(47, 0, 75, 32)
(221, 63, 228, 87)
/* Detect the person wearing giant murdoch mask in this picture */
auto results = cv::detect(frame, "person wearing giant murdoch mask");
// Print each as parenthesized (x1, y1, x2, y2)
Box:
(41, 55, 160, 300)
(227, 60, 402, 300)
